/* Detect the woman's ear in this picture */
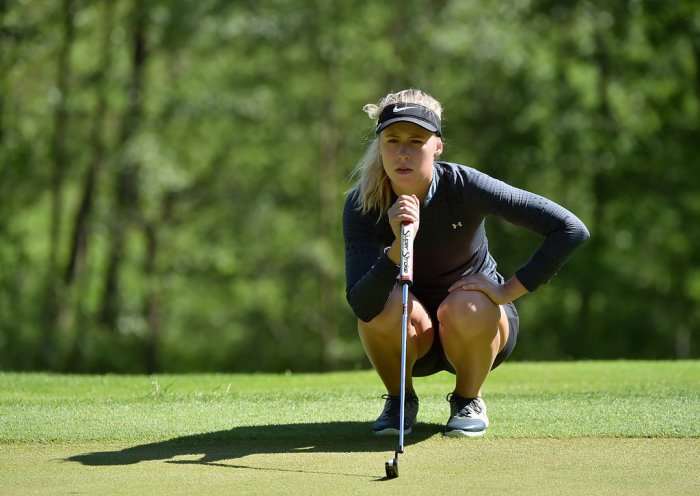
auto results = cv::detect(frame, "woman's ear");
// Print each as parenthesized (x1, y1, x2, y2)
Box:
(434, 138, 443, 159)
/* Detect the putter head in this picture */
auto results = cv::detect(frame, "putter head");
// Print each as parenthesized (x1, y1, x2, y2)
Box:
(385, 458, 399, 478)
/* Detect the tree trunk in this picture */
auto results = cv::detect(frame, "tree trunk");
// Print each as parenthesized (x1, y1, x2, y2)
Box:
(42, 0, 75, 368)
(64, 1, 113, 287)
(65, 0, 114, 370)
(99, 0, 148, 332)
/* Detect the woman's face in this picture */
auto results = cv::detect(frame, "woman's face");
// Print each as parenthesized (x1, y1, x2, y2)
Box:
(379, 121, 442, 200)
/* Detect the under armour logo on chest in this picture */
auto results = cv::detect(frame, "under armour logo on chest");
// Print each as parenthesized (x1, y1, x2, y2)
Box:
(452, 222, 463, 229)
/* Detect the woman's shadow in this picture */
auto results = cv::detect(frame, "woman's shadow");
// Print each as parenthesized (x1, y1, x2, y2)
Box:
(66, 421, 442, 478)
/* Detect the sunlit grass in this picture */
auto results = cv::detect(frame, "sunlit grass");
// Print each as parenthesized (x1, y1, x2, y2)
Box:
(1, 361, 698, 442)
(1, 362, 698, 495)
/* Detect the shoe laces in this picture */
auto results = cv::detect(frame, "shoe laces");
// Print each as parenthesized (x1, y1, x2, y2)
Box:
(446, 393, 483, 418)
(380, 392, 418, 417)
(380, 394, 401, 418)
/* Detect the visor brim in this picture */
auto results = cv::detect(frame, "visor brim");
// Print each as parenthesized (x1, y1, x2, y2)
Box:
(376, 117, 440, 135)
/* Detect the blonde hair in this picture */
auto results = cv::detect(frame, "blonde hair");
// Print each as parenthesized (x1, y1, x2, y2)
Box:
(348, 89, 443, 219)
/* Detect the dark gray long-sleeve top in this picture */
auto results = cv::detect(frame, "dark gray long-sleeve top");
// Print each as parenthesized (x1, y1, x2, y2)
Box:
(343, 162, 590, 322)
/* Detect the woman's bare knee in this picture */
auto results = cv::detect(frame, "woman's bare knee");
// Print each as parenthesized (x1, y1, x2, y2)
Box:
(438, 290, 500, 340)
(358, 286, 434, 345)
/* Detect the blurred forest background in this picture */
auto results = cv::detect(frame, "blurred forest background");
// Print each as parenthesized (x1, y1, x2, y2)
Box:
(1, 0, 698, 373)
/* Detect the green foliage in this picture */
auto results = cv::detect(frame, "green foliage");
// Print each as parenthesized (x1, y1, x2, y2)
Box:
(0, 0, 698, 372)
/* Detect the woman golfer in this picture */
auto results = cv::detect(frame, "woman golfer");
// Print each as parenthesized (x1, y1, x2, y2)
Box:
(343, 89, 589, 437)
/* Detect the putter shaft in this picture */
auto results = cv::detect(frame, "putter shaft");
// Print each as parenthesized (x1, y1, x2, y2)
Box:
(398, 282, 408, 454)
(385, 221, 413, 478)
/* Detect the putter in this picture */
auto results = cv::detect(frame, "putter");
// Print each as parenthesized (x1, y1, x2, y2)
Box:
(385, 221, 414, 479)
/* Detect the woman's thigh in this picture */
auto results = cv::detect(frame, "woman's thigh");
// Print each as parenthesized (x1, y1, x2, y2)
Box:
(358, 285, 435, 357)
(412, 298, 519, 376)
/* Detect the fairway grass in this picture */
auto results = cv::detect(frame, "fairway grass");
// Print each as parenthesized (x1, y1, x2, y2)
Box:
(1, 361, 699, 495)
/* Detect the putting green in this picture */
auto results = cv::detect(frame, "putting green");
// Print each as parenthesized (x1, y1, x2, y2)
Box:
(1, 438, 698, 495)
(1, 363, 698, 494)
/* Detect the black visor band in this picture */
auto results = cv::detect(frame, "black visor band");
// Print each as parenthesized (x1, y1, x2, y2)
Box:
(375, 103, 442, 136)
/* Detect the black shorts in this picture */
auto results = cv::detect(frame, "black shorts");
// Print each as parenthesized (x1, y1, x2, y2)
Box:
(412, 301, 519, 377)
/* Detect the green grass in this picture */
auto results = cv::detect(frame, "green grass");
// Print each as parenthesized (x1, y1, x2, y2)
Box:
(1, 361, 699, 495)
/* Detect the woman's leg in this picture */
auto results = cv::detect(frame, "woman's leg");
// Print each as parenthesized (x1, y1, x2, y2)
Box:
(358, 285, 435, 395)
(437, 290, 510, 398)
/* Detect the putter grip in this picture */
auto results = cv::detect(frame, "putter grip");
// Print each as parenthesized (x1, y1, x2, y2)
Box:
(400, 222, 414, 285)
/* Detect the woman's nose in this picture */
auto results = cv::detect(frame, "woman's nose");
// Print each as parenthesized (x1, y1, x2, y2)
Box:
(397, 145, 409, 160)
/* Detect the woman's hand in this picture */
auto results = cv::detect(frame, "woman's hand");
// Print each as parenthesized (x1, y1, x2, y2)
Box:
(388, 194, 420, 241)
(448, 273, 528, 305)
(384, 195, 420, 265)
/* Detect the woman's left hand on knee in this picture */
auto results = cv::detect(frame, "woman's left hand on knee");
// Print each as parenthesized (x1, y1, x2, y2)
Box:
(447, 273, 509, 305)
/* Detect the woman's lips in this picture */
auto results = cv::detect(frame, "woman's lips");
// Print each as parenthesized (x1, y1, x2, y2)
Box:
(396, 167, 412, 175)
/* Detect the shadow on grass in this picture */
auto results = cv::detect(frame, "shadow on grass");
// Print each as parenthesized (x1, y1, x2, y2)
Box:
(66, 421, 443, 479)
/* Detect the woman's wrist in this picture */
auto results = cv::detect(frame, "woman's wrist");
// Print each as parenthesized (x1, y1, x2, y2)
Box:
(385, 241, 400, 265)
(504, 276, 529, 302)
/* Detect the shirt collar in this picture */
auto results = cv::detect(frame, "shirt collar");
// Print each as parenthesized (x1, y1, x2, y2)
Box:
(424, 163, 440, 206)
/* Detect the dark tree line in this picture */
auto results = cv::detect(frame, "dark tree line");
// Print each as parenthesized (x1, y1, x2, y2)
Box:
(1, 0, 698, 373)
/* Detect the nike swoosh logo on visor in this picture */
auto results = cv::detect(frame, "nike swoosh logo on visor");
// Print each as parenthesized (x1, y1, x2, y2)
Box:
(393, 106, 418, 112)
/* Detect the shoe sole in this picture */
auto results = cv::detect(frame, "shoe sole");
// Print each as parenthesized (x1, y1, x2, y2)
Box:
(373, 423, 416, 436)
(444, 428, 486, 437)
